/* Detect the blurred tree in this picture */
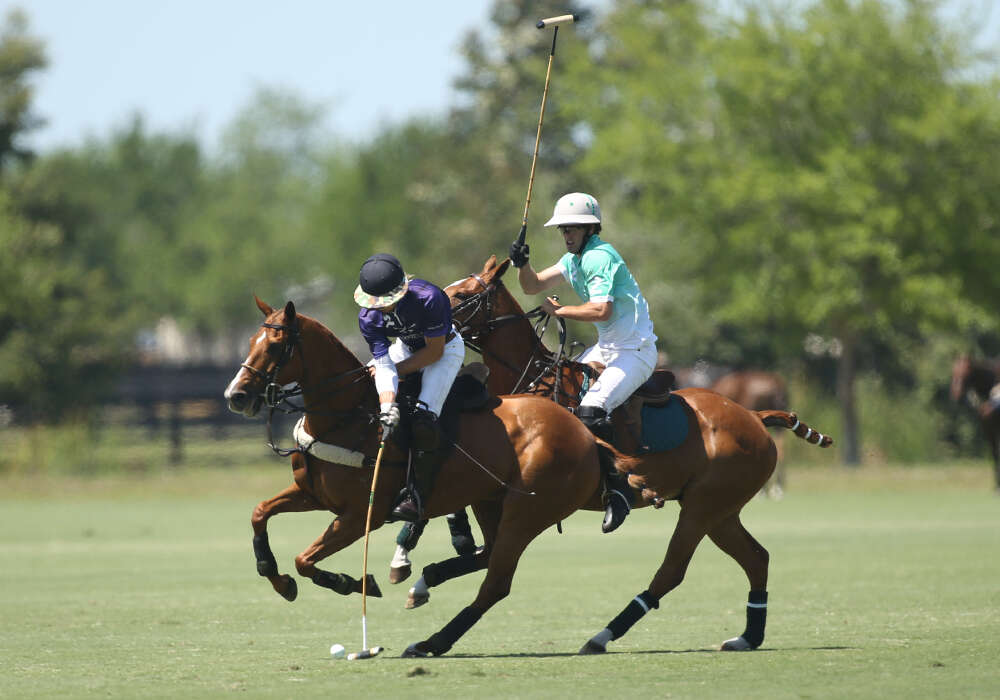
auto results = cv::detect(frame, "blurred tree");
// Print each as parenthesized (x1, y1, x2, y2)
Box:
(183, 87, 333, 331)
(0, 9, 46, 176)
(572, 0, 1000, 464)
(306, 0, 603, 339)
(16, 118, 205, 322)
(0, 192, 133, 420)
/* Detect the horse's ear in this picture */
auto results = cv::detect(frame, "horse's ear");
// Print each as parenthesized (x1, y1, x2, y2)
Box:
(483, 255, 498, 273)
(495, 258, 511, 279)
(283, 300, 297, 322)
(255, 295, 273, 316)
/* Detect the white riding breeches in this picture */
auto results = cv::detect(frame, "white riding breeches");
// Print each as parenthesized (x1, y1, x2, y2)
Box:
(577, 340, 657, 413)
(385, 331, 465, 416)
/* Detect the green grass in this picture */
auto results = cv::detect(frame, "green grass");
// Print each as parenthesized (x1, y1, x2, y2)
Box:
(1, 464, 999, 699)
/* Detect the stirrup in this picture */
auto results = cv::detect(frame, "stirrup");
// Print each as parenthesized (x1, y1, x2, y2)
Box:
(601, 490, 631, 533)
(391, 491, 423, 522)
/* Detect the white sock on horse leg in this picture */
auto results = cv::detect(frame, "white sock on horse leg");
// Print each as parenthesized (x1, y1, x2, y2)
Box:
(410, 576, 429, 597)
(391, 544, 411, 568)
(590, 628, 613, 647)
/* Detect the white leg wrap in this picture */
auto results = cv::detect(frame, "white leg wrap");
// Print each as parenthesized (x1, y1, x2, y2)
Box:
(391, 544, 411, 569)
(591, 628, 614, 647)
(410, 576, 429, 597)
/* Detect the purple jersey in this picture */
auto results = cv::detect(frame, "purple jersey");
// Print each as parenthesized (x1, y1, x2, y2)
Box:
(358, 278, 453, 359)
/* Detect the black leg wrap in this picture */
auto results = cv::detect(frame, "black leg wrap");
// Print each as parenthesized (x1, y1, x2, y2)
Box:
(252, 533, 278, 577)
(311, 570, 355, 596)
(422, 552, 488, 588)
(396, 520, 427, 551)
(742, 589, 768, 648)
(447, 510, 476, 556)
(607, 590, 660, 640)
(427, 605, 484, 656)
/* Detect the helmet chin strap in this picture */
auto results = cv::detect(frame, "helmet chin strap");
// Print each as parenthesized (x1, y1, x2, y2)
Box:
(578, 225, 599, 253)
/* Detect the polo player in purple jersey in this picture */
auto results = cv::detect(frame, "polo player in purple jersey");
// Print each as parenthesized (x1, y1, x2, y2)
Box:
(355, 253, 466, 522)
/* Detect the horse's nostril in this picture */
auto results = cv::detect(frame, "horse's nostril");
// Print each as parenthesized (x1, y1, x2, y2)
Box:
(229, 391, 247, 411)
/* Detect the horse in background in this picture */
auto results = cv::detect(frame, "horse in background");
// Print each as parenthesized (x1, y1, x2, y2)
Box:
(950, 355, 1000, 491)
(711, 371, 790, 499)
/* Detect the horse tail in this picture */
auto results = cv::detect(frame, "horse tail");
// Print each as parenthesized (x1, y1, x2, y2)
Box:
(757, 410, 834, 447)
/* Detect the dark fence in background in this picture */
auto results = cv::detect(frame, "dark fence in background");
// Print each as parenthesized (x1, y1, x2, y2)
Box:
(109, 363, 292, 465)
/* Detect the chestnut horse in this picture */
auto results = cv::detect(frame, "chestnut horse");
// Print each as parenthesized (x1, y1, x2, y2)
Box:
(443, 256, 834, 653)
(225, 297, 720, 658)
(950, 355, 1000, 490)
(711, 371, 789, 499)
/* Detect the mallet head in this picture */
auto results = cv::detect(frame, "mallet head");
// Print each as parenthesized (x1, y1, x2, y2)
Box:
(347, 646, 384, 661)
(537, 14, 580, 29)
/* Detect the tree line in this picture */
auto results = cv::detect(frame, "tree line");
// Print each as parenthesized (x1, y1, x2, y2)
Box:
(1, 1, 998, 464)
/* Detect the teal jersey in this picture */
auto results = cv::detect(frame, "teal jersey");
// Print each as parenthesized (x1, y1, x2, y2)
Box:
(558, 235, 656, 349)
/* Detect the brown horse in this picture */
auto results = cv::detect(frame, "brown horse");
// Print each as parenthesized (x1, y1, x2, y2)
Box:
(950, 355, 1000, 490)
(444, 256, 833, 653)
(224, 296, 685, 658)
(711, 371, 789, 499)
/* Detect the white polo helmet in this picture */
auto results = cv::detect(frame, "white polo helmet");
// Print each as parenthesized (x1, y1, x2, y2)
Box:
(544, 192, 601, 227)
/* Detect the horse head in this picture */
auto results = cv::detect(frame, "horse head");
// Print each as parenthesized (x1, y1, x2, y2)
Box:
(444, 255, 520, 344)
(225, 296, 370, 419)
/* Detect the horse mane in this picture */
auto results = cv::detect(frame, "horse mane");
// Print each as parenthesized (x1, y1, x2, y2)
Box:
(301, 313, 363, 366)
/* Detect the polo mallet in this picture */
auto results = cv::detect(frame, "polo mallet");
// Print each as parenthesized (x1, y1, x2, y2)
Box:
(347, 439, 387, 661)
(514, 13, 581, 251)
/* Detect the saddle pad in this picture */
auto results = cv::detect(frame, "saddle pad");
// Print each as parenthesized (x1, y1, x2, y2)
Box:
(641, 398, 689, 452)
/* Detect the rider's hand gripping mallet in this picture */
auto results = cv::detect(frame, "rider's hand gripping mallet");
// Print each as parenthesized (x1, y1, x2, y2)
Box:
(347, 440, 387, 660)
(514, 13, 580, 251)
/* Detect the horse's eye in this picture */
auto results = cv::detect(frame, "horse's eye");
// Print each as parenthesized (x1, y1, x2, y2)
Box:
(265, 344, 282, 358)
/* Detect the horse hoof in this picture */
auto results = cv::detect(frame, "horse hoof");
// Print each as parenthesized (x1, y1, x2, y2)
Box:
(389, 564, 411, 584)
(401, 642, 431, 658)
(721, 636, 753, 651)
(578, 640, 607, 655)
(405, 588, 429, 609)
(364, 574, 383, 598)
(280, 578, 298, 602)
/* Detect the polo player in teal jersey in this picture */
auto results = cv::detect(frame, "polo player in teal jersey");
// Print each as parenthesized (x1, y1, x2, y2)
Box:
(509, 192, 659, 533)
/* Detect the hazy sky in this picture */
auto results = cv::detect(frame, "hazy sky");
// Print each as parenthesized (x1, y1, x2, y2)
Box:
(6, 1, 998, 155)
(7, 1, 496, 152)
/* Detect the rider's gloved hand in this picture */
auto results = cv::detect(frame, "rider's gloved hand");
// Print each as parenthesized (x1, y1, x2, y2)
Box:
(379, 403, 401, 442)
(509, 240, 530, 268)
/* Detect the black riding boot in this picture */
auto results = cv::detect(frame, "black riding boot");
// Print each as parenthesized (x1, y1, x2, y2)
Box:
(391, 407, 443, 522)
(577, 405, 633, 534)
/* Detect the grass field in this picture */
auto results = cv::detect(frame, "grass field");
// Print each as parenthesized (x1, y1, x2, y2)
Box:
(2, 463, 999, 699)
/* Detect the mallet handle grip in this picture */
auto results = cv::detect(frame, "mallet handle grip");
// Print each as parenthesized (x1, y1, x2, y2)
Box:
(537, 14, 579, 28)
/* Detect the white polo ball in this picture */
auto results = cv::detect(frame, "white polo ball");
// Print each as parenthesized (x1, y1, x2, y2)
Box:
(330, 643, 346, 659)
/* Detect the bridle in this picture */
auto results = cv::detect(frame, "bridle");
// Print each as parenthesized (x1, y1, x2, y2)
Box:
(242, 318, 375, 458)
(240, 321, 303, 408)
(450, 273, 578, 402)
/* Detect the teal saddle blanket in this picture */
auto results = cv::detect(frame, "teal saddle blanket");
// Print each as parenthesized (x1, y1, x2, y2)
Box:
(640, 397, 689, 452)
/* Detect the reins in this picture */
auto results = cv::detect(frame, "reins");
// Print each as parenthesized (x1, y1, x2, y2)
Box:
(452, 275, 576, 403)
(245, 311, 523, 490)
